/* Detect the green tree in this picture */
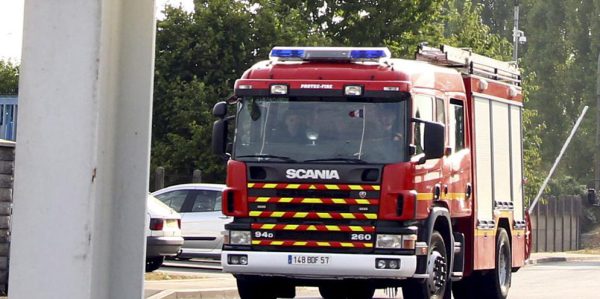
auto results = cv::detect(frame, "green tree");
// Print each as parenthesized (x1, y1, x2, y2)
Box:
(0, 60, 19, 95)
(152, 0, 330, 185)
(520, 0, 600, 190)
(151, 0, 528, 188)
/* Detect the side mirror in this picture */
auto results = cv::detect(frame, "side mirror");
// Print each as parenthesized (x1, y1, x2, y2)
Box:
(212, 118, 228, 157)
(423, 120, 445, 159)
(213, 101, 227, 119)
(588, 189, 600, 206)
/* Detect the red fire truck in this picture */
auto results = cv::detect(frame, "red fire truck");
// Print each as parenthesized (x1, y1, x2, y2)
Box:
(212, 44, 530, 299)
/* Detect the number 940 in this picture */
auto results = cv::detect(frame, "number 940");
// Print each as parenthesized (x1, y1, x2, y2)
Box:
(254, 231, 274, 238)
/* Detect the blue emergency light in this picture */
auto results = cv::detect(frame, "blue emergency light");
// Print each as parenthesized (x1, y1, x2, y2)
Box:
(269, 47, 391, 61)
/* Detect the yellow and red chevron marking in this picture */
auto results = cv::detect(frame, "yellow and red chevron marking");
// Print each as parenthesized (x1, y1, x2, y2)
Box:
(249, 211, 378, 220)
(251, 223, 375, 233)
(249, 197, 377, 205)
(247, 183, 380, 191)
(252, 239, 373, 248)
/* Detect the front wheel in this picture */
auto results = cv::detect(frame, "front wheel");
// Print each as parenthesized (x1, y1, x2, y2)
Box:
(319, 284, 346, 299)
(319, 280, 375, 299)
(402, 231, 451, 299)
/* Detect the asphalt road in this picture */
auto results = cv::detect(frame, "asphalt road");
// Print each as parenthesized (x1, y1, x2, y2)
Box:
(510, 260, 600, 299)
(157, 259, 600, 298)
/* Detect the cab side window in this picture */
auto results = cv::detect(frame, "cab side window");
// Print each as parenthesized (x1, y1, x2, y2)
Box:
(436, 98, 445, 124)
(412, 95, 434, 154)
(449, 99, 465, 152)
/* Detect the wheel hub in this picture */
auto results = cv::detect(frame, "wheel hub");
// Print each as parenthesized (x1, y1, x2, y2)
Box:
(427, 251, 447, 294)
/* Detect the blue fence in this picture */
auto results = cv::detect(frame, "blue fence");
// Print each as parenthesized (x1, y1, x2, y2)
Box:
(0, 96, 17, 141)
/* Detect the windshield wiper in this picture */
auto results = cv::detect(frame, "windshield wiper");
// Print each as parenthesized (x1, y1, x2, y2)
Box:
(236, 154, 297, 162)
(303, 158, 367, 164)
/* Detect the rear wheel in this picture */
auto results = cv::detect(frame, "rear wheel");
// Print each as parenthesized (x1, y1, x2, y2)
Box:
(480, 228, 512, 299)
(402, 231, 451, 299)
(145, 257, 164, 272)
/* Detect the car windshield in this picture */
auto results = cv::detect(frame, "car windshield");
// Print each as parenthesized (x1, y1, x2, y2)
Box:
(233, 96, 408, 164)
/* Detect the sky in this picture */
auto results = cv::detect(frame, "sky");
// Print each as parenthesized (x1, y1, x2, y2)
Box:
(0, 0, 24, 62)
(0, 0, 193, 62)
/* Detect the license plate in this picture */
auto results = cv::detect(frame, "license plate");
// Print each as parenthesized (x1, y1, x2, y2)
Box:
(288, 254, 330, 265)
(164, 219, 179, 229)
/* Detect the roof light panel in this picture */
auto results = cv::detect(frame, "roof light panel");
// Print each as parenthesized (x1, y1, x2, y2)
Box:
(269, 47, 391, 62)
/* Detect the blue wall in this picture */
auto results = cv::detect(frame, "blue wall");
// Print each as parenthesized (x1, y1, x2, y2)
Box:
(0, 96, 17, 141)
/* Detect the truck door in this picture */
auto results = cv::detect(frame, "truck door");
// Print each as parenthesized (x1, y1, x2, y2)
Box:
(443, 98, 472, 216)
(412, 94, 443, 218)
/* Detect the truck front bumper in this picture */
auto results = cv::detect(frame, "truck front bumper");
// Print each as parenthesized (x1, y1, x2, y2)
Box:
(221, 250, 417, 279)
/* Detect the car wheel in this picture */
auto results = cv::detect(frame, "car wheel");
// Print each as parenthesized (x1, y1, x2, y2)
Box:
(145, 257, 164, 272)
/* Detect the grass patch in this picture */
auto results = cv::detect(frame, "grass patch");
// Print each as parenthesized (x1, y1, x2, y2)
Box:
(570, 248, 600, 255)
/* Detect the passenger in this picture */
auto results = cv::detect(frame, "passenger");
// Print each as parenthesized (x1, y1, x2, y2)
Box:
(275, 110, 309, 143)
(379, 109, 403, 141)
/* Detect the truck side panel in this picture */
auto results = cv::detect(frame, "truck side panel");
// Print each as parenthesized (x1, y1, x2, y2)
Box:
(469, 78, 525, 270)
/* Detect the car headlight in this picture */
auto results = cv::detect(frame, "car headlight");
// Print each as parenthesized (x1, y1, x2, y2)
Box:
(229, 230, 251, 245)
(376, 234, 417, 249)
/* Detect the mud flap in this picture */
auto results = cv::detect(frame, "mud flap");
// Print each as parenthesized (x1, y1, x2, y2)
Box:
(452, 232, 465, 280)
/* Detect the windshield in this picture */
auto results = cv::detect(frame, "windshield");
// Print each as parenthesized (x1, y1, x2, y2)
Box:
(233, 96, 408, 164)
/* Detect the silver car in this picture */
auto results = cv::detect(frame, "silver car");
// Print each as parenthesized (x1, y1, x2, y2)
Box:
(152, 183, 230, 259)
(146, 194, 183, 272)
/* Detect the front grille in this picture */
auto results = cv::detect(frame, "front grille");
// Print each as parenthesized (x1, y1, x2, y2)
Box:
(247, 182, 380, 253)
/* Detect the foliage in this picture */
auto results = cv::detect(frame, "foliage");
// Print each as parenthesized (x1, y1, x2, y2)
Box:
(0, 60, 19, 95)
(152, 0, 525, 187)
(518, 0, 600, 194)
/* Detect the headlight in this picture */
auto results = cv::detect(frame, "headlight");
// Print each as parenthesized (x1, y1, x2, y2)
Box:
(229, 230, 251, 245)
(376, 234, 417, 249)
(376, 234, 402, 249)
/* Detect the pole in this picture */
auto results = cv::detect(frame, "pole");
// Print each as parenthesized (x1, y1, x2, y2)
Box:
(596, 52, 600, 191)
(528, 106, 589, 214)
(513, 6, 520, 62)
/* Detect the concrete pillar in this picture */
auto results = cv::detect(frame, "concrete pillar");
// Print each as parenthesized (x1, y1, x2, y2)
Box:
(9, 0, 156, 298)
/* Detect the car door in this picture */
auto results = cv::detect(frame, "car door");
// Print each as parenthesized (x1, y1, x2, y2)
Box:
(181, 189, 230, 252)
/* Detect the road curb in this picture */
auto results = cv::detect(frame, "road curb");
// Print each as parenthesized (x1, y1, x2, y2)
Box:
(526, 257, 567, 264)
(527, 254, 600, 265)
(147, 288, 239, 299)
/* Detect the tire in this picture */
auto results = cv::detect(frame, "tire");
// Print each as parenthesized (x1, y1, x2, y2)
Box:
(145, 256, 164, 272)
(237, 276, 277, 299)
(319, 280, 375, 299)
(319, 284, 346, 299)
(347, 283, 375, 299)
(480, 228, 512, 299)
(402, 231, 451, 299)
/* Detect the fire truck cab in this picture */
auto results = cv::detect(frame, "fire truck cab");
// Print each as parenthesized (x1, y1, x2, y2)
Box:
(212, 44, 529, 299)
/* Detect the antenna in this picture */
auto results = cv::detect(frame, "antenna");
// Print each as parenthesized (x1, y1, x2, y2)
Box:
(513, 5, 526, 63)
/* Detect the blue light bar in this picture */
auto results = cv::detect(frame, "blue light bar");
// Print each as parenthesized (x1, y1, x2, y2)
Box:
(269, 47, 391, 61)
(350, 49, 389, 59)
(269, 48, 305, 59)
